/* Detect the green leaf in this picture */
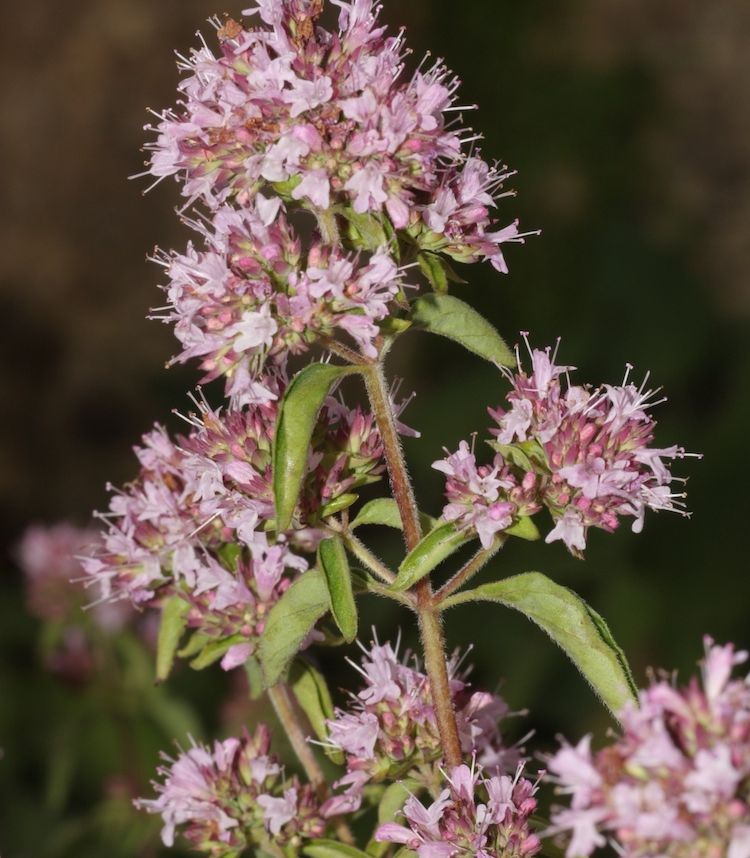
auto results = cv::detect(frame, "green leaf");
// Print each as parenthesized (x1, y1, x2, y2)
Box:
(489, 439, 549, 472)
(190, 634, 245, 671)
(505, 516, 541, 541)
(289, 659, 342, 762)
(379, 317, 413, 336)
(417, 251, 465, 293)
(319, 536, 358, 643)
(318, 493, 359, 519)
(442, 572, 638, 716)
(411, 294, 515, 367)
(178, 630, 210, 659)
(217, 542, 242, 570)
(258, 570, 331, 687)
(378, 778, 419, 824)
(273, 363, 360, 531)
(391, 521, 476, 592)
(244, 656, 265, 700)
(340, 209, 389, 251)
(304, 841, 372, 858)
(156, 596, 191, 682)
(351, 497, 436, 532)
(367, 779, 422, 857)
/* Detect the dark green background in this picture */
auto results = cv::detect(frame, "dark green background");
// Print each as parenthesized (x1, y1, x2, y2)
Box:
(1, 1, 748, 855)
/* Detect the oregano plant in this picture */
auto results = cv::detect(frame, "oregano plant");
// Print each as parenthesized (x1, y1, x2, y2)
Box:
(31, 1, 748, 856)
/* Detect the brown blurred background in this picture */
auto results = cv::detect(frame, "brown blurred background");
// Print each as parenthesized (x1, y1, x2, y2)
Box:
(1, 0, 749, 855)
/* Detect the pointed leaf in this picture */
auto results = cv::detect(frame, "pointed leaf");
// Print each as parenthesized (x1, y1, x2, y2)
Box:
(319, 493, 359, 519)
(442, 572, 638, 716)
(258, 571, 331, 687)
(367, 779, 421, 857)
(418, 251, 450, 293)
(505, 516, 541, 541)
(378, 778, 420, 824)
(411, 294, 515, 367)
(340, 209, 389, 251)
(190, 634, 245, 670)
(351, 497, 436, 532)
(273, 363, 360, 531)
(244, 656, 265, 700)
(319, 536, 358, 643)
(304, 841, 372, 858)
(178, 630, 210, 659)
(156, 596, 190, 682)
(391, 522, 476, 592)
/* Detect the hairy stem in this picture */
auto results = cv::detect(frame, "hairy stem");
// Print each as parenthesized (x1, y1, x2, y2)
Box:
(268, 684, 325, 790)
(317, 209, 341, 245)
(435, 538, 505, 604)
(364, 363, 463, 767)
(268, 684, 354, 844)
(325, 339, 366, 366)
(339, 528, 396, 584)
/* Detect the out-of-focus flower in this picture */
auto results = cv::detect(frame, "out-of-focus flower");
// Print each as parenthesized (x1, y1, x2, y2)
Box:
(16, 523, 129, 628)
(321, 638, 521, 816)
(135, 724, 324, 856)
(15, 523, 135, 680)
(376, 762, 542, 857)
(547, 637, 750, 857)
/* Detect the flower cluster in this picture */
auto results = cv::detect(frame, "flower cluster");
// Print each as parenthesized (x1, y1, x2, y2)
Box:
(433, 337, 692, 556)
(322, 639, 521, 815)
(154, 201, 410, 391)
(547, 638, 750, 857)
(140, 0, 531, 400)
(135, 725, 325, 856)
(376, 762, 542, 858)
(433, 440, 541, 549)
(82, 389, 383, 670)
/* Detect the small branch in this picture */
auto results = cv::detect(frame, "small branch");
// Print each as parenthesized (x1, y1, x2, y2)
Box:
(434, 538, 505, 604)
(267, 684, 354, 844)
(332, 525, 396, 584)
(268, 684, 326, 791)
(317, 209, 341, 245)
(324, 339, 367, 366)
(364, 362, 463, 768)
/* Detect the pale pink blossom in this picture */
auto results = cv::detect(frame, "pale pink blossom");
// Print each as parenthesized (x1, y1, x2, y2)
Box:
(547, 639, 750, 856)
(376, 764, 541, 857)
(489, 337, 697, 556)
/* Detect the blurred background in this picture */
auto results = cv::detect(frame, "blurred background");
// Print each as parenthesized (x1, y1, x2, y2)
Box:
(1, 0, 749, 855)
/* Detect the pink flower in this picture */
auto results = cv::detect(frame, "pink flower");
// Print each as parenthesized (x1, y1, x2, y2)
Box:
(376, 764, 541, 857)
(82, 385, 385, 669)
(135, 726, 325, 852)
(489, 336, 698, 556)
(432, 441, 540, 548)
(547, 639, 750, 856)
(322, 639, 520, 816)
